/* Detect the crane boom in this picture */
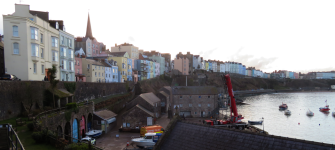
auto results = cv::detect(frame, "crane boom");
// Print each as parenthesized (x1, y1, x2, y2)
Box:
(224, 74, 243, 123)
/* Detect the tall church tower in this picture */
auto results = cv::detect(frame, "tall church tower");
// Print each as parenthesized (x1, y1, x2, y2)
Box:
(85, 13, 94, 39)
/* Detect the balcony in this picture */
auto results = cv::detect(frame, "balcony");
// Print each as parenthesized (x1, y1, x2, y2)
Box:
(31, 56, 39, 62)
(60, 55, 66, 59)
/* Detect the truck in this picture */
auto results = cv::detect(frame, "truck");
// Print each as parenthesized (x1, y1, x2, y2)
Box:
(203, 74, 249, 130)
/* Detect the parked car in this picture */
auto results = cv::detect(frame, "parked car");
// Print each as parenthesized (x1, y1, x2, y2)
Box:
(0, 74, 20, 81)
(81, 136, 96, 145)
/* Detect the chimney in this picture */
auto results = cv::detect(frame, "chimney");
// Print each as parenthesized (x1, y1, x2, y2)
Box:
(115, 43, 117, 46)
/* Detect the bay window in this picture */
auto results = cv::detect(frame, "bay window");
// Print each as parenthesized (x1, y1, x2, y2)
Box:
(52, 51, 58, 61)
(52, 37, 58, 47)
(61, 47, 66, 57)
(30, 27, 38, 40)
(31, 43, 39, 57)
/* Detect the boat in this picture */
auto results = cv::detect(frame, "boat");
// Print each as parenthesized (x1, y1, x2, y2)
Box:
(332, 109, 335, 117)
(284, 110, 291, 115)
(279, 102, 288, 110)
(85, 130, 102, 138)
(131, 133, 162, 148)
(306, 109, 314, 116)
(319, 101, 330, 112)
(248, 120, 263, 125)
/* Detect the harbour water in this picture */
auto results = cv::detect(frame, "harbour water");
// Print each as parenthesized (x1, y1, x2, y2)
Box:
(235, 92, 335, 144)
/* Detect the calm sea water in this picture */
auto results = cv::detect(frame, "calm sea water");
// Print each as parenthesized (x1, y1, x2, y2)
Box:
(235, 92, 335, 144)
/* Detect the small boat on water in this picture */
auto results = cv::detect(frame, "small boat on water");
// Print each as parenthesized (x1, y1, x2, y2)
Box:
(319, 100, 330, 112)
(284, 110, 291, 115)
(279, 102, 288, 110)
(306, 109, 314, 116)
(248, 120, 263, 125)
(85, 130, 102, 138)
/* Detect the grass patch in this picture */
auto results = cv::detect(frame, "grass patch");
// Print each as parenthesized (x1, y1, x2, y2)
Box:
(0, 117, 58, 150)
(91, 93, 126, 104)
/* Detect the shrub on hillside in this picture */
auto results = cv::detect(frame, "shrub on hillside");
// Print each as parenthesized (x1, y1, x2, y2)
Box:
(32, 129, 55, 143)
(66, 103, 77, 109)
(27, 122, 34, 131)
(64, 143, 89, 150)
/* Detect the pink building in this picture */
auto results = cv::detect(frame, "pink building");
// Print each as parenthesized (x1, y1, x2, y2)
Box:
(293, 72, 299, 79)
(75, 48, 86, 82)
(174, 56, 189, 75)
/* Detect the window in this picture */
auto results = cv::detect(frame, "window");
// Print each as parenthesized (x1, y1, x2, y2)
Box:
(194, 112, 197, 115)
(61, 36, 64, 45)
(99, 72, 100, 77)
(199, 96, 201, 98)
(13, 26, 18, 37)
(179, 96, 183, 99)
(40, 34, 43, 43)
(62, 60, 67, 69)
(52, 37, 58, 47)
(65, 38, 68, 46)
(180, 104, 183, 107)
(68, 50, 73, 59)
(102, 73, 104, 76)
(33, 63, 37, 73)
(95, 66, 97, 69)
(56, 22, 59, 29)
(208, 104, 210, 107)
(69, 39, 72, 47)
(30, 27, 38, 40)
(156, 103, 157, 107)
(61, 47, 67, 57)
(95, 72, 97, 77)
(189, 95, 192, 98)
(189, 104, 192, 107)
(113, 75, 115, 79)
(13, 43, 19, 54)
(31, 43, 39, 57)
(198, 104, 201, 107)
(87, 64, 90, 69)
(77, 69, 79, 73)
(106, 74, 107, 77)
(208, 112, 211, 114)
(69, 61, 72, 70)
(208, 96, 211, 98)
(99, 66, 100, 70)
(52, 51, 58, 61)
(42, 65, 44, 74)
(41, 48, 44, 58)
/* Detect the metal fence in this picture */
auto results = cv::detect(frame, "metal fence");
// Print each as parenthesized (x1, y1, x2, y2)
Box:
(0, 124, 25, 150)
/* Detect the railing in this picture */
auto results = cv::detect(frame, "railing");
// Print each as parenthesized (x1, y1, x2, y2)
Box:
(0, 124, 25, 150)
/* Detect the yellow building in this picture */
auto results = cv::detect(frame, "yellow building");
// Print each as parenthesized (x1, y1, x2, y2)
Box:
(205, 61, 209, 71)
(110, 43, 139, 59)
(3, 4, 60, 80)
(108, 52, 129, 82)
(81, 58, 105, 82)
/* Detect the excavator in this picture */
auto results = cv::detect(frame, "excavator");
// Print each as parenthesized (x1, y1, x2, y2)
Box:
(203, 74, 249, 130)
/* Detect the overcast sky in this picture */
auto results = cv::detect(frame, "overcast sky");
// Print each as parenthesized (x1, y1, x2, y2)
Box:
(1, 0, 335, 73)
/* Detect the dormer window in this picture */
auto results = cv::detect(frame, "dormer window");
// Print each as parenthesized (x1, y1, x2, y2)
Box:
(56, 22, 59, 29)
(63, 25, 66, 31)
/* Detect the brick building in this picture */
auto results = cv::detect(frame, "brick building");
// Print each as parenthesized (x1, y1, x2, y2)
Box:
(172, 86, 219, 117)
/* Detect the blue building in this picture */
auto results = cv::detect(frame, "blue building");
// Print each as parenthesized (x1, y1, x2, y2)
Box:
(127, 58, 133, 81)
(208, 62, 212, 71)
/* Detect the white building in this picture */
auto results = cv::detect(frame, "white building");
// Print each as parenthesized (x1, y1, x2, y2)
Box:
(220, 63, 225, 73)
(3, 4, 60, 80)
(155, 62, 160, 77)
(193, 55, 201, 69)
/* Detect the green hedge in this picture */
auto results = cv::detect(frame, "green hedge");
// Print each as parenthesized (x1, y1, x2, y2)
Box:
(66, 103, 77, 109)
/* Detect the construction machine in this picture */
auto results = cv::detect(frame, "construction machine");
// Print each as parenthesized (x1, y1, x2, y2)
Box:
(204, 74, 248, 130)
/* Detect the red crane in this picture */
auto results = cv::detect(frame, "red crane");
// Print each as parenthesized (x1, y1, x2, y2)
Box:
(203, 74, 247, 130)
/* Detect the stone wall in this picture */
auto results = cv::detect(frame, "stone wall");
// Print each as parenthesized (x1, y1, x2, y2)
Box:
(36, 102, 94, 140)
(0, 80, 132, 120)
(172, 94, 218, 117)
(122, 106, 154, 128)
(126, 95, 161, 117)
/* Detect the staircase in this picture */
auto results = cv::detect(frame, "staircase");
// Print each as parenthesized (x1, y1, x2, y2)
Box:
(0, 124, 25, 150)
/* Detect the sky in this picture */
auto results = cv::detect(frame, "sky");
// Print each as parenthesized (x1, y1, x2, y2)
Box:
(1, 0, 335, 73)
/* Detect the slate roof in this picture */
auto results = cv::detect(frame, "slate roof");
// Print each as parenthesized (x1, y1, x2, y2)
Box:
(172, 86, 218, 95)
(110, 52, 127, 57)
(84, 59, 104, 66)
(159, 91, 169, 97)
(139, 92, 160, 106)
(29, 10, 49, 21)
(94, 109, 117, 120)
(136, 105, 154, 117)
(158, 121, 335, 150)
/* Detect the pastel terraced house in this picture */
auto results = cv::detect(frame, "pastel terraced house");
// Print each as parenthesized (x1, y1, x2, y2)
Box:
(3, 4, 60, 80)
